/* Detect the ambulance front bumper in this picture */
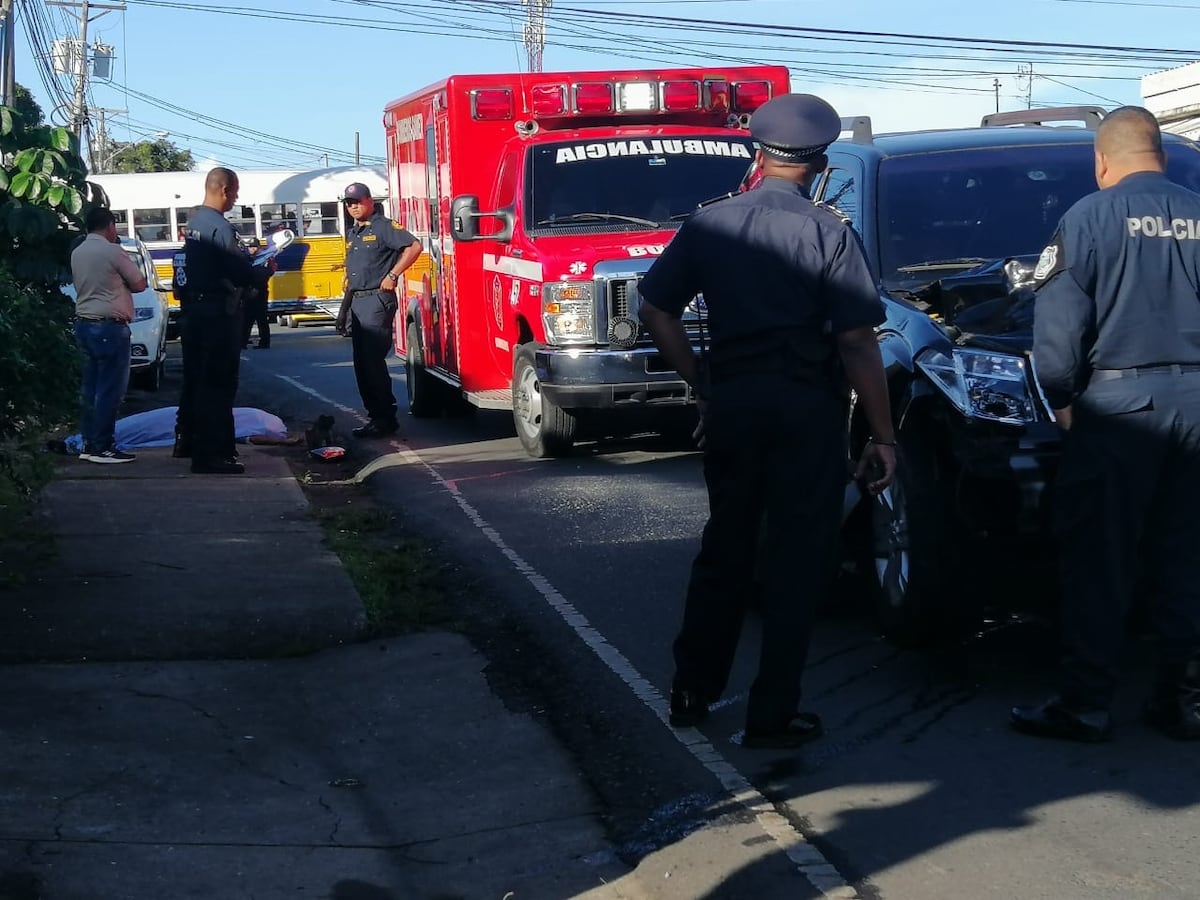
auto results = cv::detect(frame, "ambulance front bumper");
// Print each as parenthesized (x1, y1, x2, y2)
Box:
(536, 345, 696, 409)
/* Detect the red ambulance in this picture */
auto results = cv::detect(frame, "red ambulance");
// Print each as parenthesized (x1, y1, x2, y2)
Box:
(383, 65, 790, 457)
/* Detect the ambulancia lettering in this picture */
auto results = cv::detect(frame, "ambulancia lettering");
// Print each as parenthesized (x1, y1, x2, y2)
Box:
(395, 113, 424, 144)
(1126, 216, 1200, 240)
(555, 140, 752, 164)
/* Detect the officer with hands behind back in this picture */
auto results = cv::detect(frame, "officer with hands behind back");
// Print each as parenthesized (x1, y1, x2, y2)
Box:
(638, 93, 896, 750)
(334, 183, 422, 437)
(1013, 106, 1200, 743)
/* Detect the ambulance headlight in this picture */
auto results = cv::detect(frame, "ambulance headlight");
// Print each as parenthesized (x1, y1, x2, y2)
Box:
(543, 282, 595, 345)
(916, 348, 1035, 425)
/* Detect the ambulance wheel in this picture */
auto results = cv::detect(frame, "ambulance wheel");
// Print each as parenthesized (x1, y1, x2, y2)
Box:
(512, 344, 576, 458)
(406, 322, 444, 418)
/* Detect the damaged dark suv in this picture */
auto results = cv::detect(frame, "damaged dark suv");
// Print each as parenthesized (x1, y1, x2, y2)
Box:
(816, 107, 1200, 642)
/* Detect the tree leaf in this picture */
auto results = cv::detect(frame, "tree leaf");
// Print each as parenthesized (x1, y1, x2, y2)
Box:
(40, 151, 66, 176)
(49, 128, 72, 152)
(0, 169, 9, 192)
(62, 188, 83, 216)
(46, 185, 65, 208)
(0, 108, 13, 137)
(25, 175, 47, 202)
(13, 149, 37, 173)
(10, 171, 31, 197)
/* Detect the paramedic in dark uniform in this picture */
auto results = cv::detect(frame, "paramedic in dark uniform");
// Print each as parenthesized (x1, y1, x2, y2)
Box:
(638, 93, 897, 749)
(334, 183, 422, 437)
(1013, 106, 1200, 743)
(172, 167, 267, 474)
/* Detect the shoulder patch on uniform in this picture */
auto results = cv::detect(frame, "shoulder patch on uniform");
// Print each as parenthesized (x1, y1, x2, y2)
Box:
(1033, 233, 1066, 287)
(391, 221, 404, 230)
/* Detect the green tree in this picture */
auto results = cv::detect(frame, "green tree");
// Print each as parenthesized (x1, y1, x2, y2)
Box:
(106, 138, 193, 173)
(13, 84, 45, 130)
(0, 94, 102, 456)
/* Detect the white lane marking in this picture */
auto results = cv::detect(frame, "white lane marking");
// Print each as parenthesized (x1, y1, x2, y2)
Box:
(274, 375, 860, 900)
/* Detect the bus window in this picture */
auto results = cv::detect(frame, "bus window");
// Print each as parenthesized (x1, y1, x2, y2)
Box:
(174, 207, 191, 240)
(225, 204, 257, 237)
(261, 202, 299, 236)
(133, 207, 170, 242)
(302, 202, 341, 235)
(113, 209, 130, 238)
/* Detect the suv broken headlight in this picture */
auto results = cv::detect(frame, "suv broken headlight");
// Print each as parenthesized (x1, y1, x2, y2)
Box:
(916, 347, 1035, 425)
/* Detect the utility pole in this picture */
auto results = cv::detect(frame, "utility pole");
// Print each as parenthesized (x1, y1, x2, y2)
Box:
(354, 130, 360, 166)
(993, 78, 1001, 114)
(1018, 63, 1034, 110)
(1, 0, 15, 108)
(47, 0, 125, 162)
(522, 0, 550, 73)
(92, 106, 126, 172)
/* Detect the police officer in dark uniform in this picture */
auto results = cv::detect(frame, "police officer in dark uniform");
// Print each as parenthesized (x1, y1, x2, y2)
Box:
(240, 237, 272, 350)
(638, 94, 897, 749)
(1014, 107, 1200, 743)
(172, 167, 267, 475)
(334, 183, 422, 437)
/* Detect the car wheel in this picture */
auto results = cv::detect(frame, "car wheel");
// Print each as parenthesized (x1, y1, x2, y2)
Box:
(405, 322, 445, 418)
(512, 343, 576, 458)
(133, 358, 163, 392)
(867, 424, 975, 646)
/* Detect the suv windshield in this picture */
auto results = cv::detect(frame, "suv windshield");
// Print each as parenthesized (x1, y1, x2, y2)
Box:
(527, 136, 754, 231)
(877, 142, 1200, 288)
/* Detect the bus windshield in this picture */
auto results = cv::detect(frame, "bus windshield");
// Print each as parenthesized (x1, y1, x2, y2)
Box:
(526, 136, 755, 231)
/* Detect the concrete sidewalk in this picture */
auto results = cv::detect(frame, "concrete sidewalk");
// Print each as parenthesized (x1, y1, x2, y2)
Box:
(0, 445, 639, 899)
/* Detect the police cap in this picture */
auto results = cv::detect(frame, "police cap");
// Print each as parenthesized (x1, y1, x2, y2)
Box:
(342, 182, 372, 203)
(750, 94, 842, 163)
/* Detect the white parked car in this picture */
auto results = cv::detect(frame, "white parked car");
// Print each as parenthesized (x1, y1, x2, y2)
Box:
(63, 237, 170, 391)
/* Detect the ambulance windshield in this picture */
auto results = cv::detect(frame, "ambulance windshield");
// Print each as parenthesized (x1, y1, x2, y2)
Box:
(527, 136, 756, 230)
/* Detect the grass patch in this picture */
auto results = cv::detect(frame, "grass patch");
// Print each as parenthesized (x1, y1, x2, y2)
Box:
(314, 503, 455, 635)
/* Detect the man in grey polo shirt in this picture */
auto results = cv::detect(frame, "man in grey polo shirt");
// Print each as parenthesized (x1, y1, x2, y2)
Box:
(70, 206, 147, 463)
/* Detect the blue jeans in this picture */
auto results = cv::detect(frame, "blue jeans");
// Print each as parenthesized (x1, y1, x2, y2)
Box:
(75, 319, 131, 454)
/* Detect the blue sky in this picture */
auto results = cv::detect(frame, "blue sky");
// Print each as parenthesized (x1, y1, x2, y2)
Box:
(12, 0, 1200, 171)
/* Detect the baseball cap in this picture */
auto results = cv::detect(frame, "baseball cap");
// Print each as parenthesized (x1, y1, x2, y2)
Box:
(342, 183, 372, 203)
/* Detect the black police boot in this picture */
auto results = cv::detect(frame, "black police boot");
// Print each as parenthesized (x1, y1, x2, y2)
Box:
(1010, 695, 1112, 743)
(668, 686, 712, 728)
(172, 428, 192, 459)
(1144, 660, 1200, 741)
(351, 420, 399, 439)
(191, 457, 245, 475)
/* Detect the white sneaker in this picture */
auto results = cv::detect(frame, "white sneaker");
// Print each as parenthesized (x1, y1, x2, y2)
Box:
(88, 449, 136, 464)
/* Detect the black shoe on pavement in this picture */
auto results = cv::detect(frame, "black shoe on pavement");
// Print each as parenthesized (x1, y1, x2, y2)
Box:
(172, 437, 192, 459)
(352, 421, 399, 438)
(1010, 696, 1112, 743)
(743, 712, 824, 749)
(1143, 664, 1200, 740)
(669, 688, 712, 728)
(88, 449, 136, 464)
(191, 458, 245, 475)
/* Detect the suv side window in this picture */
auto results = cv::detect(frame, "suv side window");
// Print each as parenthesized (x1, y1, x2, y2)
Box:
(820, 165, 861, 233)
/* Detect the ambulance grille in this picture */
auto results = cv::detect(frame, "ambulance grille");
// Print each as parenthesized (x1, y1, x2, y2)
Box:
(604, 275, 702, 346)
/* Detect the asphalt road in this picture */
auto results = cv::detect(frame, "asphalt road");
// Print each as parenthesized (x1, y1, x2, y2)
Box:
(234, 325, 1200, 900)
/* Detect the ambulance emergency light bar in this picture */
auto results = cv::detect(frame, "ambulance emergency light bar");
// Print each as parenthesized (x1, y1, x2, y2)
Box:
(469, 79, 773, 121)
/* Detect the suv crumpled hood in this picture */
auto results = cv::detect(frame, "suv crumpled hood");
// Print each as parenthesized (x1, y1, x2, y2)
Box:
(902, 255, 1039, 355)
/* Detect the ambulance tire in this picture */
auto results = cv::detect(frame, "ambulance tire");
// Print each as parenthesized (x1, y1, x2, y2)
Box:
(406, 322, 445, 419)
(512, 344, 576, 458)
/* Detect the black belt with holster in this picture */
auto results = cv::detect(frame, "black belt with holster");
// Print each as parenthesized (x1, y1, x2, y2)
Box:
(1091, 364, 1200, 382)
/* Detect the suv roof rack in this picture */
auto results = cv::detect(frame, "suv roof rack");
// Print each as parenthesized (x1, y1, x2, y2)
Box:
(841, 116, 873, 144)
(980, 106, 1106, 130)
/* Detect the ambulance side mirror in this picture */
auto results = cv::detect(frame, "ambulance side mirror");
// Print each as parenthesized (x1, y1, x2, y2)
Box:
(451, 195, 513, 243)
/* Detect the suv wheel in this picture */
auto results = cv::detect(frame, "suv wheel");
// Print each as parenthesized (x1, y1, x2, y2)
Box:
(868, 424, 975, 645)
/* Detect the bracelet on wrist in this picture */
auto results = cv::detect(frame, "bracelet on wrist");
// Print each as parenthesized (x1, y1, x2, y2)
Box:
(868, 437, 897, 447)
